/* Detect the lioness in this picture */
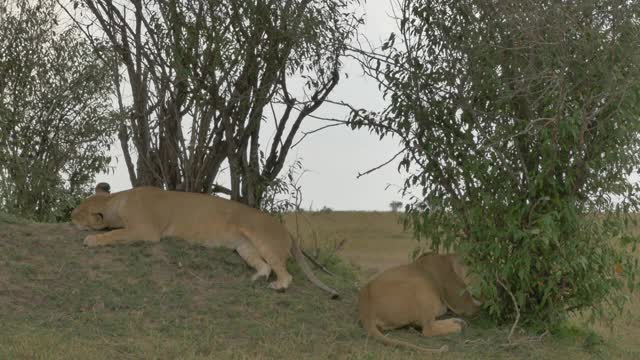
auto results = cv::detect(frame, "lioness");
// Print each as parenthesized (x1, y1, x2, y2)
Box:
(358, 253, 481, 353)
(71, 184, 338, 298)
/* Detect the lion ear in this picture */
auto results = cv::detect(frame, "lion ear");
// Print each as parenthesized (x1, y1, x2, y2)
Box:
(90, 213, 106, 229)
(439, 255, 478, 315)
(95, 182, 111, 195)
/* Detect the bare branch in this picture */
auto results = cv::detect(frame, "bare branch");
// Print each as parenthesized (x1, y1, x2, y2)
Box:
(291, 123, 343, 149)
(356, 148, 404, 179)
(496, 273, 520, 343)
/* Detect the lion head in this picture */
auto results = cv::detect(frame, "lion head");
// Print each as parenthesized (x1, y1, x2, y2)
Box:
(71, 183, 111, 230)
(415, 253, 482, 316)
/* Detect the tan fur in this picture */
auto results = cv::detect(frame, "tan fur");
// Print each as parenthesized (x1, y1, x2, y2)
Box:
(358, 253, 482, 353)
(71, 185, 338, 298)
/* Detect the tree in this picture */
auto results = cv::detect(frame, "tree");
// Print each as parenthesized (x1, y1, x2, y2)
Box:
(389, 201, 402, 212)
(351, 0, 640, 328)
(65, 0, 361, 208)
(0, 0, 117, 221)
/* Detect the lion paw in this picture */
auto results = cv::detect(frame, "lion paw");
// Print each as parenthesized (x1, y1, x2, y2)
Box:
(268, 281, 288, 292)
(251, 272, 269, 282)
(83, 235, 101, 247)
(451, 318, 468, 331)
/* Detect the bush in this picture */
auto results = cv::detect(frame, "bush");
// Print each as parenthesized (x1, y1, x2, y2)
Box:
(352, 0, 640, 329)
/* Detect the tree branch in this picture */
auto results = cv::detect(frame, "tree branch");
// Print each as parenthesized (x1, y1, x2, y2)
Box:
(356, 148, 405, 179)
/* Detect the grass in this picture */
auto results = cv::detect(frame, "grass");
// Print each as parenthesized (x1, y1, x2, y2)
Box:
(0, 211, 32, 225)
(282, 211, 421, 275)
(0, 211, 639, 359)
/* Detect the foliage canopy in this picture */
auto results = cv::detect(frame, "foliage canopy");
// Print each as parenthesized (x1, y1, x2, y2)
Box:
(0, 0, 117, 221)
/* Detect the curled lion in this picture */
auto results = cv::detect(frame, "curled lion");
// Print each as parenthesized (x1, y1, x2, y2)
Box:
(358, 253, 482, 353)
(71, 184, 338, 298)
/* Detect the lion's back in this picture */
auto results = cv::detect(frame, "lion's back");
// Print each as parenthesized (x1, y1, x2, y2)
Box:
(116, 188, 284, 248)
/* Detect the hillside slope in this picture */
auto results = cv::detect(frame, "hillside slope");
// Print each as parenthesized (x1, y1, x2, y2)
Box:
(0, 213, 637, 359)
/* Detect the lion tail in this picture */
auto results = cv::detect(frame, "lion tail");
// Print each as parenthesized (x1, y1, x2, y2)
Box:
(290, 235, 340, 299)
(358, 285, 448, 353)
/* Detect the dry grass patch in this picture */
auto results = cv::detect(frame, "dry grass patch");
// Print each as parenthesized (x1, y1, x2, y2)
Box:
(0, 211, 638, 359)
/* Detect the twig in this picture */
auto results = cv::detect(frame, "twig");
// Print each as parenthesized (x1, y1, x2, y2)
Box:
(495, 273, 520, 343)
(499, 330, 549, 348)
(334, 238, 348, 252)
(291, 122, 344, 148)
(356, 148, 405, 178)
(463, 338, 491, 346)
(187, 269, 205, 282)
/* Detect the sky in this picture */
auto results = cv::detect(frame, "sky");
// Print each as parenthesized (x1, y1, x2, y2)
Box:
(97, 1, 407, 211)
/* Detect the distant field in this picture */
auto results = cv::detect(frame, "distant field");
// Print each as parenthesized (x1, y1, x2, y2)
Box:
(282, 211, 420, 275)
(0, 211, 638, 359)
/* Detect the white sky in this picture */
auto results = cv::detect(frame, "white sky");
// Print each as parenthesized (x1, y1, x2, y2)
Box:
(97, 1, 406, 211)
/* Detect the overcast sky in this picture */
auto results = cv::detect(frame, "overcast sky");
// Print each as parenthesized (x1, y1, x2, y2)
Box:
(97, 1, 407, 211)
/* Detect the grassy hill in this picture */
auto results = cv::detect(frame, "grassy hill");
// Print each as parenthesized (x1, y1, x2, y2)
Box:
(0, 212, 638, 359)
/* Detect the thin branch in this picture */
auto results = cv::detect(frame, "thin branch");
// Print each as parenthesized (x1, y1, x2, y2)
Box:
(357, 148, 404, 179)
(291, 123, 343, 149)
(496, 273, 520, 343)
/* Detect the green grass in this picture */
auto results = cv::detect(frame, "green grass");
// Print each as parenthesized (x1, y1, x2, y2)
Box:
(0, 211, 32, 225)
(0, 213, 638, 359)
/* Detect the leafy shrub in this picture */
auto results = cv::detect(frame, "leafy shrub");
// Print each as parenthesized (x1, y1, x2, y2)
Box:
(352, 0, 640, 329)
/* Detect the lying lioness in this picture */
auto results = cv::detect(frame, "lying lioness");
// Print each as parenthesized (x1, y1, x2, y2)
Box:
(71, 184, 338, 298)
(358, 253, 482, 352)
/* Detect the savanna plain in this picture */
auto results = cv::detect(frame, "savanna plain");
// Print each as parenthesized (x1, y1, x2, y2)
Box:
(0, 211, 638, 359)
